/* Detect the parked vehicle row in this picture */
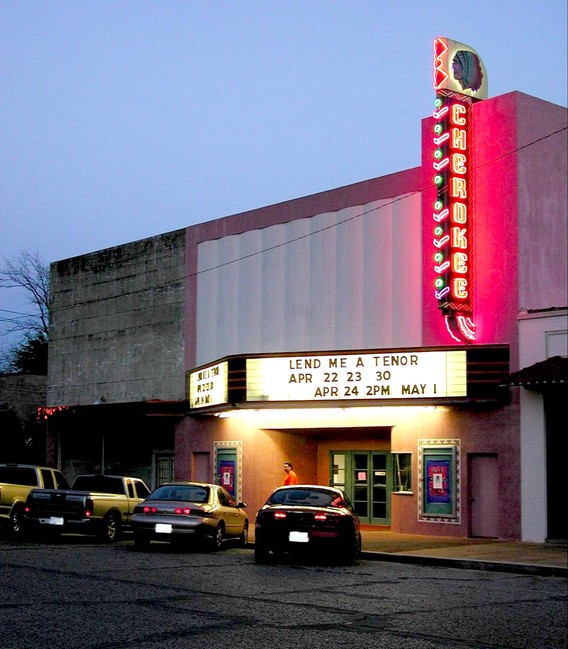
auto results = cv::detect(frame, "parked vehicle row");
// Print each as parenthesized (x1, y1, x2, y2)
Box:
(24, 473, 151, 542)
(1, 463, 361, 563)
(254, 485, 362, 564)
(131, 482, 248, 550)
(0, 463, 70, 536)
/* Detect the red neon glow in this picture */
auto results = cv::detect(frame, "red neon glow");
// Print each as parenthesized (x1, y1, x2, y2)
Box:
(433, 158, 450, 171)
(433, 38, 449, 89)
(432, 105, 449, 120)
(451, 153, 467, 174)
(431, 76, 475, 340)
(452, 253, 468, 274)
(444, 314, 476, 342)
(457, 316, 476, 340)
(434, 261, 450, 273)
(450, 177, 468, 198)
(37, 405, 69, 421)
(433, 208, 449, 222)
(451, 227, 467, 248)
(452, 203, 467, 223)
(433, 132, 450, 146)
(451, 104, 467, 125)
(452, 277, 469, 298)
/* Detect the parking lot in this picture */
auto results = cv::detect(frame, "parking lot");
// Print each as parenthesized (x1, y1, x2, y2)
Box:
(1, 533, 567, 649)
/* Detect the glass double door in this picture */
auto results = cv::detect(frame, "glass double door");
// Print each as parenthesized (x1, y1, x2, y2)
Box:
(331, 451, 390, 525)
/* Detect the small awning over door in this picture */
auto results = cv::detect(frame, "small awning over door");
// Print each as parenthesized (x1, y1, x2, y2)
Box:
(500, 356, 567, 390)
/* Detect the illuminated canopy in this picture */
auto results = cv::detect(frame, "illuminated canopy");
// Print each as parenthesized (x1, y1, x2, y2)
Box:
(188, 345, 509, 412)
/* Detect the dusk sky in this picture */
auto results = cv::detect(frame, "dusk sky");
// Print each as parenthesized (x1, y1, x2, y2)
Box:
(1, 1, 567, 351)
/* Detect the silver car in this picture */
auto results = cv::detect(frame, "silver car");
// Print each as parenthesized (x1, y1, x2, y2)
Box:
(131, 482, 248, 551)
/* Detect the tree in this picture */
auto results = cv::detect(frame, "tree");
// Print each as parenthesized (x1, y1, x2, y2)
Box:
(0, 251, 50, 374)
(8, 332, 49, 374)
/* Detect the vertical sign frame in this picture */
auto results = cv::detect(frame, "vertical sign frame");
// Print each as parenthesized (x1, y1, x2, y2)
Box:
(418, 439, 461, 523)
(431, 37, 487, 343)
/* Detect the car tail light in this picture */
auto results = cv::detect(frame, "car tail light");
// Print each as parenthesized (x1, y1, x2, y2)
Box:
(143, 506, 158, 514)
(174, 507, 191, 515)
(25, 506, 30, 513)
(85, 498, 94, 517)
(314, 513, 327, 521)
(274, 512, 287, 519)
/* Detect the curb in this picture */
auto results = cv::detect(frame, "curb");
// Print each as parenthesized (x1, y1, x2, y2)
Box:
(360, 550, 568, 578)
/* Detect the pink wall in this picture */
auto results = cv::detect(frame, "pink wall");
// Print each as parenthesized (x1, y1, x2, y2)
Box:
(515, 93, 567, 311)
(421, 91, 567, 372)
(421, 92, 520, 357)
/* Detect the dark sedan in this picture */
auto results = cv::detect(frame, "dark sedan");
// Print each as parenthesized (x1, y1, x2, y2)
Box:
(131, 482, 248, 551)
(254, 485, 361, 564)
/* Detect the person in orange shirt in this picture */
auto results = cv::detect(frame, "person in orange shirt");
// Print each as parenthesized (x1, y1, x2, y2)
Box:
(283, 462, 298, 485)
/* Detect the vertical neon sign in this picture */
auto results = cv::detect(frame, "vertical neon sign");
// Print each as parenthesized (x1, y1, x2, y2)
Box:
(432, 38, 487, 342)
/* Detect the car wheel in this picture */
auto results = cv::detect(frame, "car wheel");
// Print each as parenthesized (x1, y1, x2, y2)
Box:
(342, 532, 362, 565)
(239, 522, 249, 548)
(10, 505, 26, 538)
(102, 512, 121, 543)
(254, 541, 270, 564)
(133, 533, 150, 551)
(208, 524, 224, 551)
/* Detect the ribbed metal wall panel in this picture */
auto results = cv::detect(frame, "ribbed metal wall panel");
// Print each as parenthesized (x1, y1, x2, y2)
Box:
(196, 193, 421, 365)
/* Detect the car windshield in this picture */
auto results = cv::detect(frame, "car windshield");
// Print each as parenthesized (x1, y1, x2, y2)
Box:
(72, 476, 124, 494)
(267, 488, 342, 508)
(148, 485, 210, 503)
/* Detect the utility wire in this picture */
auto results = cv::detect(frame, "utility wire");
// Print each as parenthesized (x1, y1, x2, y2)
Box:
(7, 125, 568, 323)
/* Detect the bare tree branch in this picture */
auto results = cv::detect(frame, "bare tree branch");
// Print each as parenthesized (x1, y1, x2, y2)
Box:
(0, 250, 50, 339)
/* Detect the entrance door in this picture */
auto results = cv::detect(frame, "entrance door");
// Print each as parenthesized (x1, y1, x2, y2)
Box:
(154, 453, 174, 488)
(331, 451, 390, 525)
(469, 454, 499, 538)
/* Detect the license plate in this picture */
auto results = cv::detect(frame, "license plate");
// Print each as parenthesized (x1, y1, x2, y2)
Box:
(155, 523, 172, 534)
(289, 531, 309, 543)
(49, 517, 64, 526)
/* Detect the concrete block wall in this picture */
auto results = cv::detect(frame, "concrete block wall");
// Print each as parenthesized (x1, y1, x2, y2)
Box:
(47, 229, 186, 406)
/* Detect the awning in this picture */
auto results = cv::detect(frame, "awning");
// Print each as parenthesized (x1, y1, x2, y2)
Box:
(38, 399, 188, 421)
(500, 356, 568, 388)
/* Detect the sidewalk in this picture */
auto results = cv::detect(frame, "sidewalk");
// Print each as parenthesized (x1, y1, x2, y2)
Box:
(358, 529, 568, 578)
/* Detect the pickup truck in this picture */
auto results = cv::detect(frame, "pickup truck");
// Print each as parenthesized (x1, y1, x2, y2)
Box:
(24, 474, 151, 542)
(0, 464, 70, 537)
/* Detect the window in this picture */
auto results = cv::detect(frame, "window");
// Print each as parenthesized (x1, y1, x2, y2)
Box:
(135, 482, 150, 499)
(0, 466, 38, 486)
(393, 453, 412, 493)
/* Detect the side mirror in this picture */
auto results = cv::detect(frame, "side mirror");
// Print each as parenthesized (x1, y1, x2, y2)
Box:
(238, 502, 247, 509)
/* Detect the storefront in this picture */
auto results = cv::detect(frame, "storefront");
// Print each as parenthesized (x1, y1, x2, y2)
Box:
(174, 38, 566, 540)
(43, 38, 566, 542)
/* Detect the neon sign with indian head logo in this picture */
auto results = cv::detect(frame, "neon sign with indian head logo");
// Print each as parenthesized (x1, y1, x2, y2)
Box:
(432, 38, 487, 342)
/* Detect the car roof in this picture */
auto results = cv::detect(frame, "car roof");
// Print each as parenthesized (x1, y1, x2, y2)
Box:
(272, 484, 343, 492)
(157, 481, 219, 488)
(0, 463, 59, 469)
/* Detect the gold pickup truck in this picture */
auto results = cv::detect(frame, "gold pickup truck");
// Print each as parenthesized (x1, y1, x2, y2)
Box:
(0, 463, 70, 537)
(24, 474, 151, 542)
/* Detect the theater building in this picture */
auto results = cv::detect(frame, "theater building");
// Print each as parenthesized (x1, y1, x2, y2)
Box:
(44, 39, 567, 542)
